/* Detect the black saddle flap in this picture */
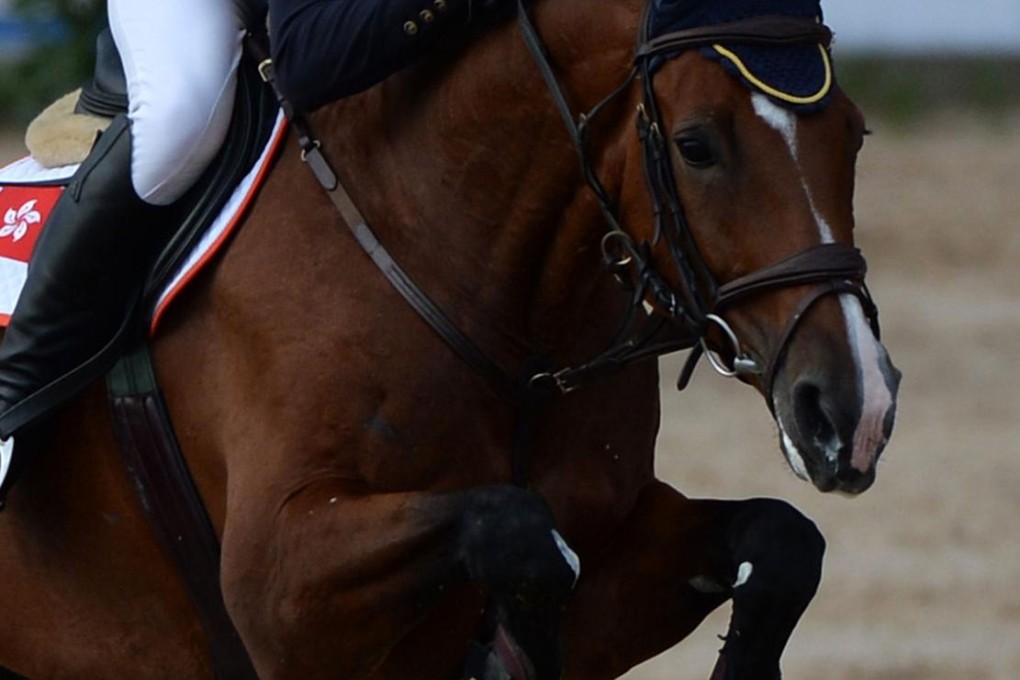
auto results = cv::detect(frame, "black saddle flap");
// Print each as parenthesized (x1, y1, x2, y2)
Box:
(70, 22, 280, 310)
(142, 38, 280, 306)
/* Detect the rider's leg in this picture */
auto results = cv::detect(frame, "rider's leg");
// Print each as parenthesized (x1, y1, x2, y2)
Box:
(0, 1, 246, 438)
(109, 0, 246, 205)
(0, 115, 165, 437)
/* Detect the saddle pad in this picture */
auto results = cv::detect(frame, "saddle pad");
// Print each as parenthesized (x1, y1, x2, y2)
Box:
(0, 111, 287, 334)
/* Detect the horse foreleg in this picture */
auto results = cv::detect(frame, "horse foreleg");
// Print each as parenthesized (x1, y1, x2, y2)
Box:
(706, 497, 826, 680)
(222, 483, 576, 680)
(563, 482, 824, 680)
(454, 487, 579, 680)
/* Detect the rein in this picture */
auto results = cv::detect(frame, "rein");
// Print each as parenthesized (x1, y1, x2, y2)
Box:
(515, 1, 879, 400)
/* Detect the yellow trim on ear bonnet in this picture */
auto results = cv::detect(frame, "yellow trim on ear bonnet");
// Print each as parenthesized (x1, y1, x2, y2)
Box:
(711, 43, 833, 106)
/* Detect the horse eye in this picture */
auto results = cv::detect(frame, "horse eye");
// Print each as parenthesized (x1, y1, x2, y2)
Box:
(676, 136, 715, 167)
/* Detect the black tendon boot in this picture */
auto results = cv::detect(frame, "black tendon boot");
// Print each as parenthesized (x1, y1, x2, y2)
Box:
(0, 114, 169, 439)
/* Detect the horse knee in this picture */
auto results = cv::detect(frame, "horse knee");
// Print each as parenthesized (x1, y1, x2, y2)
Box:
(456, 486, 580, 599)
(728, 499, 825, 610)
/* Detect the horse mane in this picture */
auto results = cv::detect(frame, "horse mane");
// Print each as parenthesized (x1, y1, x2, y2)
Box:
(317, 0, 643, 128)
(297, 0, 650, 360)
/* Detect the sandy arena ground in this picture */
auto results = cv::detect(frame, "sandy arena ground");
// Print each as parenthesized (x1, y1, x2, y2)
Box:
(1, 113, 1018, 679)
(629, 114, 1020, 680)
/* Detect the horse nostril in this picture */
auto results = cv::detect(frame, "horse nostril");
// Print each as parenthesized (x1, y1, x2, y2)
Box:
(793, 381, 838, 453)
(835, 464, 874, 493)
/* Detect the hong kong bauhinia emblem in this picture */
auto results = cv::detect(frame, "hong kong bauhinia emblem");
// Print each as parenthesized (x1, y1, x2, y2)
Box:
(0, 198, 41, 243)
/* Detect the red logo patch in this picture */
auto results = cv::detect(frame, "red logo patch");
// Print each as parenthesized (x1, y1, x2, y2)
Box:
(0, 185, 64, 263)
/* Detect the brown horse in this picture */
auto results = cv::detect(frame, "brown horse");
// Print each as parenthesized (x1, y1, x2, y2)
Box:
(0, 0, 899, 678)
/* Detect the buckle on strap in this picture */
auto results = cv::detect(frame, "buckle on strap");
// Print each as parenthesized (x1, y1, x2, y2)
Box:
(527, 370, 580, 396)
(257, 58, 274, 84)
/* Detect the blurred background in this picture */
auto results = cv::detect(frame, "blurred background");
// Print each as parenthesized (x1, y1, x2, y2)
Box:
(637, 2, 1020, 679)
(1, 1, 1018, 679)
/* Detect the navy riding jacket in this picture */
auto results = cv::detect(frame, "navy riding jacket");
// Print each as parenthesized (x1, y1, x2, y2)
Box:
(266, 0, 479, 112)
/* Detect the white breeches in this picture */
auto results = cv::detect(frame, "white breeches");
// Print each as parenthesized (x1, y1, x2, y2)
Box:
(108, 0, 246, 206)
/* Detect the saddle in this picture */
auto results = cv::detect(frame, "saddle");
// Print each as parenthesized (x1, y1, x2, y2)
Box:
(79, 28, 281, 308)
(5, 28, 280, 425)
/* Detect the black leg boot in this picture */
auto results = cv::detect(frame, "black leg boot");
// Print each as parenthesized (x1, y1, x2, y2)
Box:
(0, 114, 171, 440)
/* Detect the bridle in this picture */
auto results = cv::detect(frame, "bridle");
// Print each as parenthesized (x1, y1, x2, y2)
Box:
(259, 0, 883, 482)
(514, 0, 881, 401)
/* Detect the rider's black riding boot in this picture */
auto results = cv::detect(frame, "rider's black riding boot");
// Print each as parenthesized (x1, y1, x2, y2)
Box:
(0, 114, 168, 439)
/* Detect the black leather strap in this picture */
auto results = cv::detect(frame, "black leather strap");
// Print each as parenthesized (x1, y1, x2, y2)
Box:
(107, 345, 259, 680)
(248, 33, 526, 406)
(144, 35, 281, 301)
(636, 15, 833, 59)
(349, 217, 524, 404)
(716, 243, 868, 307)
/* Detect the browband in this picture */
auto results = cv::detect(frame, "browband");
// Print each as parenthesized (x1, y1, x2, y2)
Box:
(636, 15, 832, 60)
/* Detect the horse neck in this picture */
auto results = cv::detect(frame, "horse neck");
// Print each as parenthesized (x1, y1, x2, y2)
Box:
(310, 0, 645, 364)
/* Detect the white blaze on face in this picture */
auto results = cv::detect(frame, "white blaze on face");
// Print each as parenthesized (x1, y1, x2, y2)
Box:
(751, 93, 893, 474)
(844, 297, 895, 471)
(752, 94, 834, 241)
(752, 93, 798, 157)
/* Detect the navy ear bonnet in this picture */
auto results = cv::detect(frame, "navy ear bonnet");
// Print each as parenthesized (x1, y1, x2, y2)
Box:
(648, 0, 834, 112)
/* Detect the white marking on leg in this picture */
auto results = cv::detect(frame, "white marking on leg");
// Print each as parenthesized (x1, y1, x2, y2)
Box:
(734, 561, 754, 588)
(551, 529, 581, 586)
(0, 437, 12, 489)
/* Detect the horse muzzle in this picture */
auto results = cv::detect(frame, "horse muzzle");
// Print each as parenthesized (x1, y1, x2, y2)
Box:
(771, 323, 901, 495)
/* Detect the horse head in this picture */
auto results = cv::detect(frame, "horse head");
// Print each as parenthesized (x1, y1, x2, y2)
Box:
(316, 0, 899, 495)
(604, 0, 901, 493)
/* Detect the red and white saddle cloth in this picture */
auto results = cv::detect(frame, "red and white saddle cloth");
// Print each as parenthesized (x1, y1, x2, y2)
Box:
(0, 111, 287, 335)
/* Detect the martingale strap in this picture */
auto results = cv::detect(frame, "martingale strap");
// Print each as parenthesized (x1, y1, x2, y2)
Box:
(246, 36, 526, 408)
(249, 33, 561, 489)
(252, 3, 878, 468)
